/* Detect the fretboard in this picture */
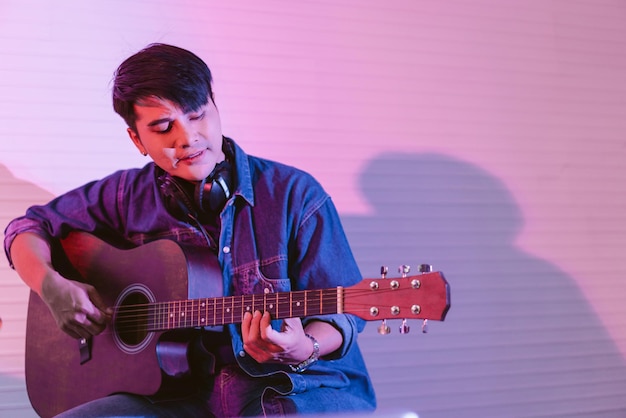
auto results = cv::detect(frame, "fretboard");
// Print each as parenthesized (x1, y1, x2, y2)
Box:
(143, 288, 343, 331)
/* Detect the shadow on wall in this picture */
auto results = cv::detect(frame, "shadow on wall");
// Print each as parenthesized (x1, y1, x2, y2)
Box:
(0, 163, 53, 417)
(342, 153, 626, 418)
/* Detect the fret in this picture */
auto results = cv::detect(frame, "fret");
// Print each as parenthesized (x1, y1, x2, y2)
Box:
(221, 297, 226, 326)
(157, 302, 166, 330)
(181, 300, 189, 328)
(273, 292, 285, 319)
(173, 301, 180, 329)
(304, 290, 314, 316)
(180, 300, 187, 328)
(167, 301, 173, 330)
(211, 296, 218, 327)
(319, 291, 324, 314)
(207, 297, 213, 326)
(188, 300, 194, 327)
(220, 296, 227, 326)
(230, 295, 237, 326)
(321, 289, 338, 315)
(229, 296, 236, 324)
(197, 300, 202, 326)
(304, 290, 308, 316)
(167, 302, 176, 329)
(291, 291, 305, 317)
(176, 300, 183, 328)
(207, 298, 217, 325)
(264, 291, 278, 318)
(148, 302, 157, 331)
(166, 301, 172, 330)
(167, 301, 174, 329)
(163, 302, 168, 330)
(242, 294, 252, 319)
(215, 296, 224, 326)
(196, 299, 204, 328)
(146, 304, 154, 332)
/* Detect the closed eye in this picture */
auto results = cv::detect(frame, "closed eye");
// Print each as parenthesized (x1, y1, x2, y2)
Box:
(148, 118, 174, 134)
(154, 121, 173, 134)
(190, 112, 205, 121)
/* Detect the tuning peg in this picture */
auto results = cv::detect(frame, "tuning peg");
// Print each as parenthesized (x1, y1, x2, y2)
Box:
(421, 319, 429, 333)
(399, 319, 410, 334)
(378, 319, 391, 335)
(418, 264, 433, 273)
(398, 265, 410, 277)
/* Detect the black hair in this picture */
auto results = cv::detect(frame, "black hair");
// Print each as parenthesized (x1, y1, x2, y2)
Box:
(112, 43, 214, 131)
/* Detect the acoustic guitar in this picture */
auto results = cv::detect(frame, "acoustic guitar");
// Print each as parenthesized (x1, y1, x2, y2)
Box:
(25, 231, 450, 417)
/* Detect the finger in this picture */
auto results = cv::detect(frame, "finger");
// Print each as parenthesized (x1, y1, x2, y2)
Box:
(60, 317, 91, 340)
(248, 310, 263, 342)
(243, 311, 272, 360)
(83, 317, 107, 335)
(73, 310, 105, 337)
(257, 313, 289, 356)
(69, 301, 106, 336)
(241, 311, 253, 343)
(260, 311, 273, 338)
(281, 317, 304, 333)
(85, 288, 110, 325)
(265, 317, 301, 347)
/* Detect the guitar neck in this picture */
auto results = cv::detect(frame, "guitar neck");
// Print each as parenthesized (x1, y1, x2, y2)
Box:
(137, 288, 342, 331)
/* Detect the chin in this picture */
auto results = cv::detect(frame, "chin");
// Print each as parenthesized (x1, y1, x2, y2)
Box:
(186, 166, 215, 182)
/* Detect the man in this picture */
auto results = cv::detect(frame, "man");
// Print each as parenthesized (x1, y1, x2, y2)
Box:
(4, 43, 376, 416)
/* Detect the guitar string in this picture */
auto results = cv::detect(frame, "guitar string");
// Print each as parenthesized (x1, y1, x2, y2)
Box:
(107, 287, 417, 334)
(109, 286, 410, 320)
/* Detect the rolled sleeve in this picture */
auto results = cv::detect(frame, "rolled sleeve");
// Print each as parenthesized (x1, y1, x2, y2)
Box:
(3, 217, 53, 269)
(302, 313, 365, 360)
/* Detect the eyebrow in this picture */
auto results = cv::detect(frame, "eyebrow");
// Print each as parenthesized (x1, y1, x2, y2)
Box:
(146, 118, 172, 127)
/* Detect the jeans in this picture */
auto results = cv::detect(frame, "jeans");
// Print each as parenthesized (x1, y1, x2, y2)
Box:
(55, 364, 295, 418)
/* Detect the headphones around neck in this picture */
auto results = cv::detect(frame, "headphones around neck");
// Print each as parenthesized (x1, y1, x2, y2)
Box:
(158, 159, 233, 221)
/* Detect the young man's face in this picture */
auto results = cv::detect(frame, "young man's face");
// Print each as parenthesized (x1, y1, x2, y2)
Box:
(128, 96, 224, 182)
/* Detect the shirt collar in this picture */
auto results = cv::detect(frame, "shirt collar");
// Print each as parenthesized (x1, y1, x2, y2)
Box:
(224, 137, 254, 207)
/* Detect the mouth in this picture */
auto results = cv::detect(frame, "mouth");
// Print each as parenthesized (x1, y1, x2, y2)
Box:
(173, 149, 206, 168)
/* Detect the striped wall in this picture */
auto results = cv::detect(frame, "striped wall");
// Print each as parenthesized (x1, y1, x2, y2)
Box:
(1, 1, 625, 416)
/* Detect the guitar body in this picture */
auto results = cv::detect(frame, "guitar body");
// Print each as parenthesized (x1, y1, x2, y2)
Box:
(25, 232, 218, 418)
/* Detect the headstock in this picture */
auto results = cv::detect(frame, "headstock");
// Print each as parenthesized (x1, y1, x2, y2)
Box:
(343, 264, 450, 334)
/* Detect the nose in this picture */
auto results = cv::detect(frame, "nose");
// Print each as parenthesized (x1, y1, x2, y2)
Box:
(174, 119, 197, 148)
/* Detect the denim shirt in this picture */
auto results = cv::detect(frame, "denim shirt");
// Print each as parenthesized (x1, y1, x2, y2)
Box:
(4, 138, 376, 413)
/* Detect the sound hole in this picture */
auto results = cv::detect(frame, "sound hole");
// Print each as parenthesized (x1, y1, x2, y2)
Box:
(113, 284, 155, 354)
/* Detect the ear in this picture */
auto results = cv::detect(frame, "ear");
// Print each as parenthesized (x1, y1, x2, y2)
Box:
(127, 128, 147, 156)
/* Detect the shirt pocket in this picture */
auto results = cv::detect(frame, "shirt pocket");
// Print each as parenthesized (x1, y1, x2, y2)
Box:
(232, 256, 291, 296)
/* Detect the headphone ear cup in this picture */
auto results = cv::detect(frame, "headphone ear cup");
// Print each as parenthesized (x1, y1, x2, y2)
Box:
(195, 161, 232, 214)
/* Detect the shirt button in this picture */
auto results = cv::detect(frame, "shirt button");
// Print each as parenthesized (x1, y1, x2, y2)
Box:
(238, 350, 246, 357)
(223, 246, 231, 254)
